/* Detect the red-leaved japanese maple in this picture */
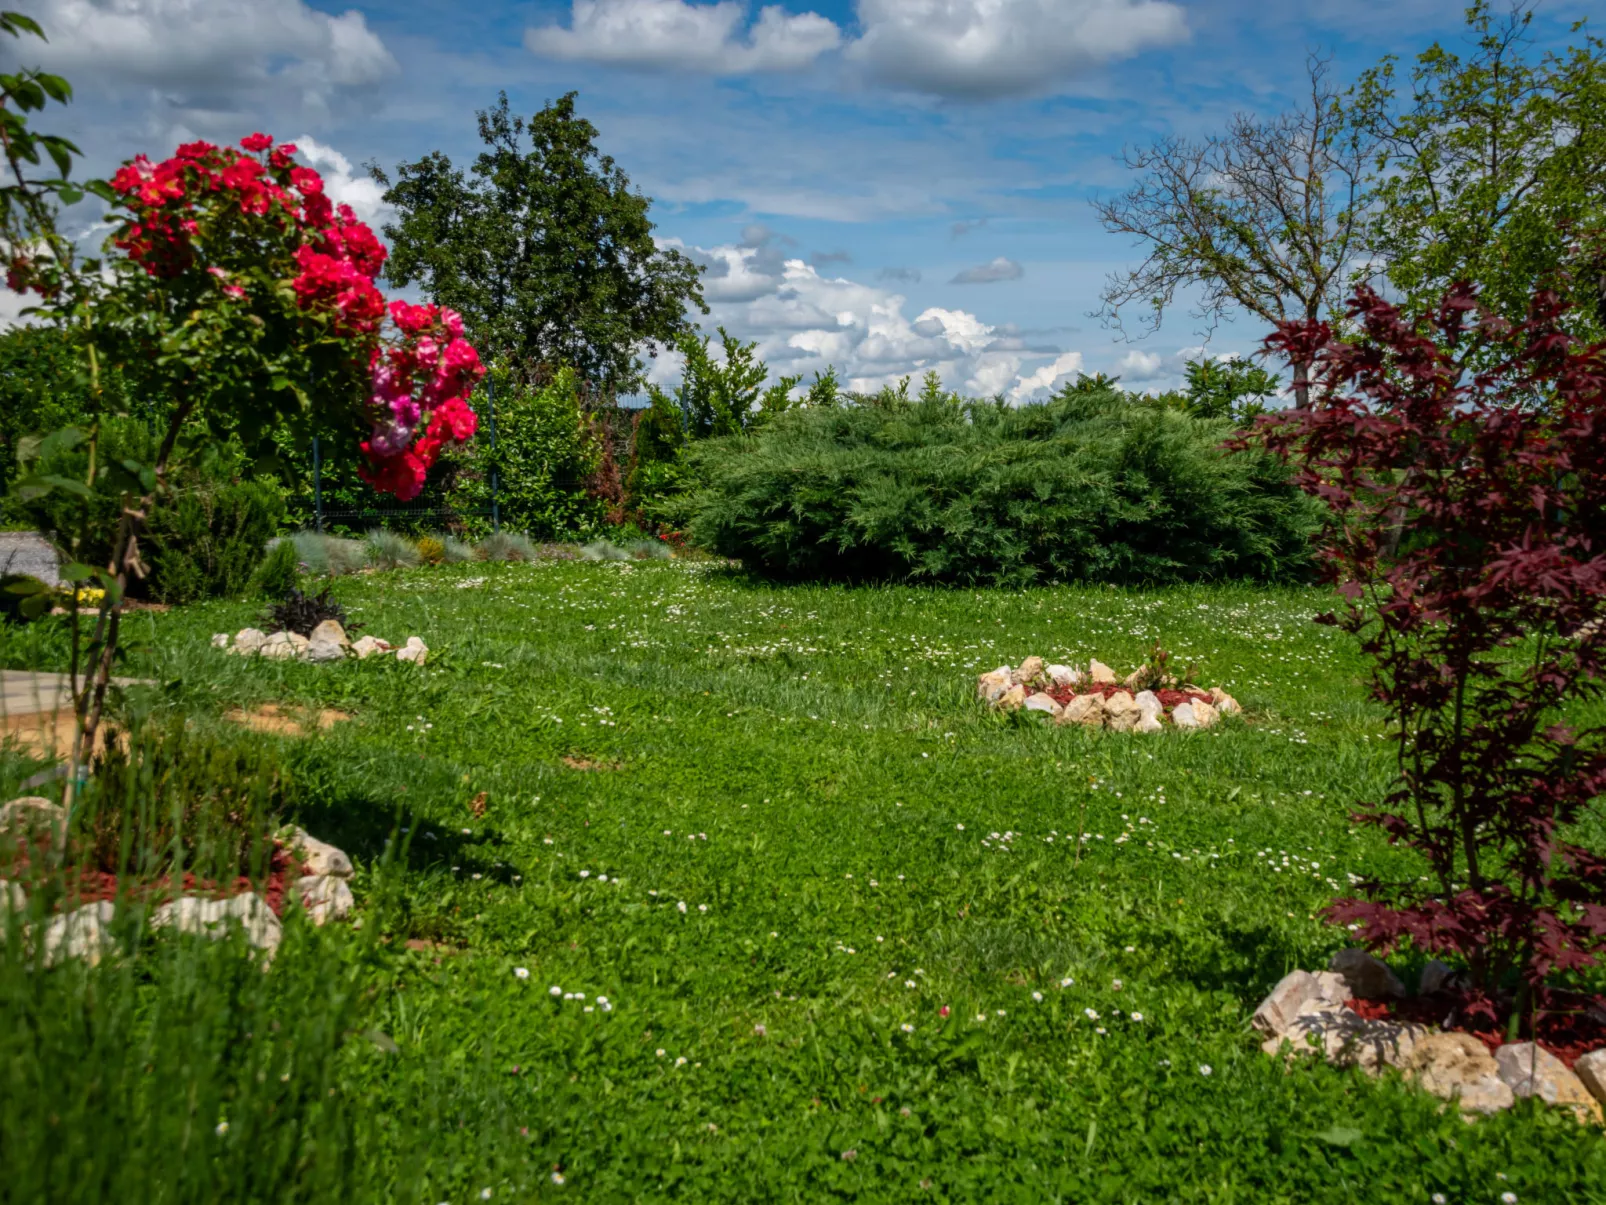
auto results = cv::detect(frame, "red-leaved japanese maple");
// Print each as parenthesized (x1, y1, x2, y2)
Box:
(1249, 283, 1606, 1017)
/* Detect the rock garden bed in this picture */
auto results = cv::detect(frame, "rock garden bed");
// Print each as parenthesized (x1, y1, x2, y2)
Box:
(1, 794, 357, 963)
(1254, 948, 1606, 1123)
(214, 620, 428, 665)
(977, 652, 1240, 731)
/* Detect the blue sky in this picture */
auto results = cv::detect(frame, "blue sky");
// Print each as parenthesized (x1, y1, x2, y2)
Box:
(11, 0, 1597, 397)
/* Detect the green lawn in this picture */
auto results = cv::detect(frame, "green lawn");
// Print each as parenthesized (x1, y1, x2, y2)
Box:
(4, 560, 1604, 1202)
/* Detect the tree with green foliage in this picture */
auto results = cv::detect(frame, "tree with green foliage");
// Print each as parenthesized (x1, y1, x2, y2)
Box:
(673, 327, 799, 437)
(374, 93, 707, 395)
(804, 366, 842, 409)
(1349, 2, 1606, 338)
(1167, 357, 1281, 423)
(626, 386, 690, 528)
(0, 325, 129, 506)
(0, 10, 85, 281)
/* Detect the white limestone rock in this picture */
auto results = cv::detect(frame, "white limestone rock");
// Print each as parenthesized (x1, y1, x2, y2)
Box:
(1405, 1032, 1514, 1114)
(39, 901, 117, 966)
(150, 893, 281, 954)
(1496, 1042, 1602, 1123)
(231, 628, 267, 656)
(1574, 1048, 1606, 1112)
(305, 639, 346, 663)
(284, 826, 353, 878)
(395, 636, 429, 665)
(1023, 692, 1063, 720)
(308, 619, 349, 647)
(296, 874, 355, 926)
(1057, 693, 1106, 729)
(259, 630, 308, 660)
(350, 635, 392, 660)
(976, 667, 1013, 702)
(1103, 691, 1141, 733)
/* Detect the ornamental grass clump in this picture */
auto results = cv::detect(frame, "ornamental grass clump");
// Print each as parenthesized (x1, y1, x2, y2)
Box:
(1252, 283, 1606, 1024)
(364, 528, 420, 570)
(477, 531, 539, 562)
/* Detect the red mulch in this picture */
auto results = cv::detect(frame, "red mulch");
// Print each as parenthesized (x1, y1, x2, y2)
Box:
(1044, 683, 1214, 710)
(1345, 993, 1606, 1070)
(3, 840, 306, 917)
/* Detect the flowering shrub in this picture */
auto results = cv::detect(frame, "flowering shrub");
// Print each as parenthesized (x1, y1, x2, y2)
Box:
(1251, 283, 1606, 1006)
(359, 301, 480, 500)
(9, 130, 484, 767)
(101, 134, 482, 499)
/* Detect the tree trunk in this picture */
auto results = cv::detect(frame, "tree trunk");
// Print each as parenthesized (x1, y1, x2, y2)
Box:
(66, 397, 192, 796)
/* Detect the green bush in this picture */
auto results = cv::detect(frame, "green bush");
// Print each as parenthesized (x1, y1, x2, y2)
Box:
(14, 421, 284, 603)
(144, 475, 284, 605)
(250, 538, 301, 600)
(685, 386, 1320, 586)
(448, 364, 609, 540)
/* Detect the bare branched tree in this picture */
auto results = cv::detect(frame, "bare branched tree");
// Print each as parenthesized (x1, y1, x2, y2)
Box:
(1093, 58, 1374, 404)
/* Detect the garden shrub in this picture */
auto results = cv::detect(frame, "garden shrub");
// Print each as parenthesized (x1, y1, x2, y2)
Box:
(250, 538, 302, 600)
(143, 475, 284, 605)
(15, 420, 284, 604)
(685, 385, 1320, 586)
(448, 364, 610, 540)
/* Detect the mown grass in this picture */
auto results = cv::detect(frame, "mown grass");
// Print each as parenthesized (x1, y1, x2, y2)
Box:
(3, 561, 1604, 1202)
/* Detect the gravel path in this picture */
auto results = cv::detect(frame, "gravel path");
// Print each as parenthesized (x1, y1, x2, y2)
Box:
(0, 531, 61, 586)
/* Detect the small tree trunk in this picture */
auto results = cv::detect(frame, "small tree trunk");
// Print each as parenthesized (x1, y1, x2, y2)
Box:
(1292, 357, 1311, 408)
(66, 397, 192, 796)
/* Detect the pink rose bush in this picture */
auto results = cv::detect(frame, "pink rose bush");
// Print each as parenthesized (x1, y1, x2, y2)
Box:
(94, 131, 482, 499)
(360, 301, 482, 500)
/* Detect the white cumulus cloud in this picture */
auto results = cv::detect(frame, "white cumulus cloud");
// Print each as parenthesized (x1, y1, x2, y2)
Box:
(651, 238, 1087, 401)
(848, 0, 1188, 98)
(291, 137, 391, 228)
(1014, 351, 1086, 396)
(526, 0, 842, 73)
(525, 0, 1184, 96)
(33, 0, 396, 95)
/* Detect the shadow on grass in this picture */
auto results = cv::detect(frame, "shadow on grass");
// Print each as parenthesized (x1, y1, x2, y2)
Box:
(288, 789, 521, 885)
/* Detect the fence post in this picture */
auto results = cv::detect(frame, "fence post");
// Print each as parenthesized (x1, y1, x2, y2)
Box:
(312, 435, 323, 533)
(487, 375, 500, 533)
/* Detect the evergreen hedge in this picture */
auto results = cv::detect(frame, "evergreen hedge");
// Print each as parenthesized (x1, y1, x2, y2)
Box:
(685, 387, 1321, 586)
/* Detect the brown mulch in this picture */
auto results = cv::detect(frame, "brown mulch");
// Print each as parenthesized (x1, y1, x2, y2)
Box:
(5, 840, 308, 917)
(561, 755, 621, 771)
(1043, 683, 1215, 710)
